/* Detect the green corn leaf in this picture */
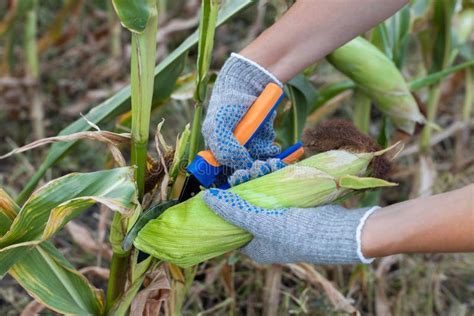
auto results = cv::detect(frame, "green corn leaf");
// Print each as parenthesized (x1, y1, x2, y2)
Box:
(18, 0, 255, 204)
(195, 0, 220, 103)
(377, 116, 393, 148)
(370, 23, 392, 59)
(188, 0, 220, 162)
(1, 167, 138, 276)
(430, 0, 456, 73)
(0, 0, 35, 36)
(410, 60, 474, 90)
(370, 4, 410, 68)
(278, 74, 318, 147)
(169, 124, 191, 179)
(309, 80, 356, 113)
(394, 5, 411, 68)
(128, 0, 158, 198)
(0, 189, 105, 315)
(9, 244, 105, 315)
(389, 4, 411, 68)
(112, 0, 151, 33)
(353, 88, 371, 134)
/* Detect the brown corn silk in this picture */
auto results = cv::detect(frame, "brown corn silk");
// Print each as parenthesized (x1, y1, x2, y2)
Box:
(134, 147, 396, 268)
(302, 119, 391, 179)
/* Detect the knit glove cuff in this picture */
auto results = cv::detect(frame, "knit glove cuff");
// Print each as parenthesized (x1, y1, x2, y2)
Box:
(212, 53, 283, 102)
(355, 206, 379, 264)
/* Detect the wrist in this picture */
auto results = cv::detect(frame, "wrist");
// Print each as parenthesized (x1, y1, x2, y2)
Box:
(239, 47, 296, 84)
(361, 205, 406, 258)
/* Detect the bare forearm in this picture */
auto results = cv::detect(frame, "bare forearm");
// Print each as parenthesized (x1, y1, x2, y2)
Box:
(240, 0, 409, 82)
(362, 184, 474, 258)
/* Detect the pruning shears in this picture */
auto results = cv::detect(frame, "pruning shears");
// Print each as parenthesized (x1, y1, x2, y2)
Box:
(123, 83, 305, 258)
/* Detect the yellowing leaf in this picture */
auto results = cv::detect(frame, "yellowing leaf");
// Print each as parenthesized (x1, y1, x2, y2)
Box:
(0, 167, 138, 275)
(0, 189, 105, 315)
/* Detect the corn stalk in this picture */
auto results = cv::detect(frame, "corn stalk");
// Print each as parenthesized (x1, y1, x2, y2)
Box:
(454, 6, 473, 169)
(188, 0, 219, 161)
(24, 0, 44, 141)
(353, 89, 371, 134)
(168, 1, 220, 315)
(419, 0, 455, 153)
(106, 0, 158, 310)
(106, 0, 121, 59)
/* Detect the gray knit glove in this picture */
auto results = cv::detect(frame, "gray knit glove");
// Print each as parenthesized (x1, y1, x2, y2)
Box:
(202, 53, 284, 179)
(203, 189, 378, 265)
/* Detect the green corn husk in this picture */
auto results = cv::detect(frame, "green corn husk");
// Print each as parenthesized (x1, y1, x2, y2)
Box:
(327, 37, 425, 134)
(134, 148, 397, 268)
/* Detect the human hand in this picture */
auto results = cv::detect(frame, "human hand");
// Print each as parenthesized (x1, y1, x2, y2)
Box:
(203, 188, 378, 265)
(202, 53, 284, 174)
(228, 158, 286, 186)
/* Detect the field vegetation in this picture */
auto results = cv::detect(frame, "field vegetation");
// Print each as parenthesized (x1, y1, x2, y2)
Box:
(0, 0, 472, 315)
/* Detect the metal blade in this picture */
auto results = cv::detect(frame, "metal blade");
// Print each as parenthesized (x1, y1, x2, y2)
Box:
(178, 174, 202, 202)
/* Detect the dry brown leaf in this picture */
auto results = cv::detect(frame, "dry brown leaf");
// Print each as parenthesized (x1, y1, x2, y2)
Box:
(220, 261, 235, 299)
(287, 263, 359, 315)
(399, 120, 471, 158)
(79, 266, 110, 280)
(62, 89, 112, 116)
(0, 130, 130, 166)
(220, 259, 236, 314)
(307, 90, 352, 124)
(263, 265, 282, 316)
(21, 300, 45, 316)
(131, 267, 171, 316)
(411, 155, 437, 197)
(156, 16, 199, 43)
(375, 255, 402, 316)
(66, 221, 113, 260)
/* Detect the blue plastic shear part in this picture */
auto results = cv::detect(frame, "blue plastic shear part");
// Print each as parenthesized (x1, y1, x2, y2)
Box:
(186, 155, 223, 188)
(276, 141, 303, 159)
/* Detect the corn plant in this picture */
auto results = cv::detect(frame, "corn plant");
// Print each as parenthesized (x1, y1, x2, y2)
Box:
(166, 1, 220, 314)
(0, 1, 255, 314)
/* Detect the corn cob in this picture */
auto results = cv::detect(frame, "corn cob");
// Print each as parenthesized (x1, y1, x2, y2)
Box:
(327, 37, 425, 134)
(133, 147, 397, 268)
